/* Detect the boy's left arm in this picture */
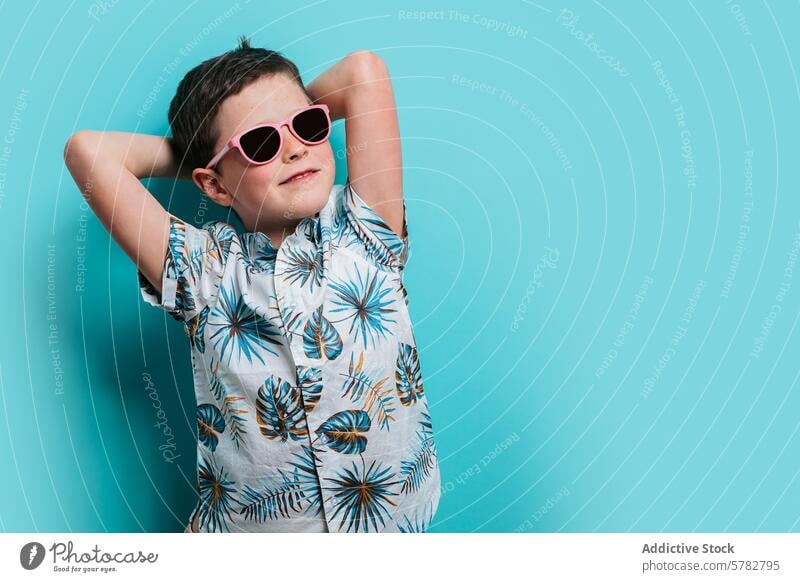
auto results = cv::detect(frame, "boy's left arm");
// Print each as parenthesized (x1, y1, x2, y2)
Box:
(306, 50, 404, 238)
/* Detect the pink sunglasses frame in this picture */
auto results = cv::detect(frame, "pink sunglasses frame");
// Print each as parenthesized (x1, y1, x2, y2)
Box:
(205, 103, 331, 169)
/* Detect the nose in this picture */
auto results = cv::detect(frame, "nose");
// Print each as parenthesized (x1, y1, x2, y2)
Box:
(280, 124, 308, 162)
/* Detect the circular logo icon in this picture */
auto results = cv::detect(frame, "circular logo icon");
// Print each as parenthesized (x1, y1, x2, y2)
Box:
(20, 542, 46, 570)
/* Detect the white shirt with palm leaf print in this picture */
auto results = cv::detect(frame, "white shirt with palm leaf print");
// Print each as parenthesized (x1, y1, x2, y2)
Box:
(137, 179, 441, 533)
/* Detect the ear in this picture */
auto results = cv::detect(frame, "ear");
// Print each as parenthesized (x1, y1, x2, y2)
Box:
(191, 168, 235, 207)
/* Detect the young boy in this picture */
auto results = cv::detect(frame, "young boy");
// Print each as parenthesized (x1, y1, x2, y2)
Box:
(64, 38, 441, 533)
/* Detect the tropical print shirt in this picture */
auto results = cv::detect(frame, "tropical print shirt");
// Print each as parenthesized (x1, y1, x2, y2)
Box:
(137, 180, 441, 533)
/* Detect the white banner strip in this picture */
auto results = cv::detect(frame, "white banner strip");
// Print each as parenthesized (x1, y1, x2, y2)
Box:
(1, 533, 798, 581)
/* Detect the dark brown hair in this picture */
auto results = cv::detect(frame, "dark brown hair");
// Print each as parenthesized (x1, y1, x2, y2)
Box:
(168, 35, 312, 172)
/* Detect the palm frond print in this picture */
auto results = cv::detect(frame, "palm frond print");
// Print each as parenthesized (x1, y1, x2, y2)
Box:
(343, 182, 407, 268)
(175, 273, 197, 314)
(167, 218, 197, 314)
(197, 455, 238, 533)
(187, 244, 207, 280)
(144, 186, 442, 532)
(278, 246, 324, 291)
(397, 499, 436, 533)
(209, 283, 283, 365)
(208, 225, 236, 264)
(395, 343, 424, 407)
(255, 375, 308, 442)
(398, 409, 437, 494)
(328, 267, 397, 349)
(321, 202, 348, 244)
(273, 295, 303, 337)
(356, 208, 406, 262)
(186, 305, 210, 353)
(340, 351, 396, 431)
(237, 469, 307, 523)
(323, 456, 401, 533)
(208, 358, 248, 449)
(286, 444, 325, 517)
(197, 403, 225, 451)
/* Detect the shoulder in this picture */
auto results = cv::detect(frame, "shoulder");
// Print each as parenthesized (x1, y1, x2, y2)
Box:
(197, 219, 242, 264)
(198, 220, 241, 245)
(200, 219, 238, 237)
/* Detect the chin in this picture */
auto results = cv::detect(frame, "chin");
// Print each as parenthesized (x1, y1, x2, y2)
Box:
(280, 181, 333, 219)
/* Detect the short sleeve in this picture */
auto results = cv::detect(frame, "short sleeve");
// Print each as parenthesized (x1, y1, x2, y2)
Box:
(136, 216, 230, 323)
(342, 178, 409, 272)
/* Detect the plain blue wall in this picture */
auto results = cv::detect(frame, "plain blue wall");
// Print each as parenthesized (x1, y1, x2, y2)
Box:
(2, 0, 800, 532)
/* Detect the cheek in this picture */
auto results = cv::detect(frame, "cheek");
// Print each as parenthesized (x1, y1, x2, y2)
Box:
(220, 158, 277, 192)
(321, 144, 335, 166)
(239, 165, 280, 195)
(315, 145, 336, 177)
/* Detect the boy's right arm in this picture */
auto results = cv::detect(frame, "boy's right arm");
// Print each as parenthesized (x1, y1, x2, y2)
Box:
(63, 131, 185, 295)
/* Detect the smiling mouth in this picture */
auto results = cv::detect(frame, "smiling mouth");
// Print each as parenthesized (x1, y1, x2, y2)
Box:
(280, 169, 320, 185)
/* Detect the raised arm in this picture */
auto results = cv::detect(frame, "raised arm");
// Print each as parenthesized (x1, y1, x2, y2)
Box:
(63, 131, 182, 296)
(306, 50, 404, 238)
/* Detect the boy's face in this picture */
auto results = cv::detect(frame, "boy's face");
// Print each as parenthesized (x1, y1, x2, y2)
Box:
(192, 73, 335, 234)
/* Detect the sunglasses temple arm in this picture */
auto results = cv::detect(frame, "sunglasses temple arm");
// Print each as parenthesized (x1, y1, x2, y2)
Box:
(206, 145, 231, 170)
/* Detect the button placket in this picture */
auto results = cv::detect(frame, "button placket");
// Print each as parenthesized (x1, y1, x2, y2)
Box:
(273, 229, 335, 528)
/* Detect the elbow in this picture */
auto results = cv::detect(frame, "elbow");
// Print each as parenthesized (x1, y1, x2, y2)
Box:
(64, 131, 101, 195)
(346, 50, 389, 84)
(63, 130, 98, 169)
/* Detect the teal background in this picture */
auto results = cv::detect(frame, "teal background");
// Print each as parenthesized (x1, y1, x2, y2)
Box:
(1, 0, 799, 533)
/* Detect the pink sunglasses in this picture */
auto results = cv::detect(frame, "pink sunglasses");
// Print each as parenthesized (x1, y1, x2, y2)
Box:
(206, 103, 331, 169)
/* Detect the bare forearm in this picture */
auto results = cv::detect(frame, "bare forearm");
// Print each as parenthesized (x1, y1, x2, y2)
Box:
(306, 51, 379, 121)
(64, 130, 183, 183)
(63, 129, 175, 296)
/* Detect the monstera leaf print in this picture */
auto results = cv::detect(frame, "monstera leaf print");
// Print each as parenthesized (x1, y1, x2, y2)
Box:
(187, 305, 210, 353)
(255, 375, 308, 442)
(278, 246, 324, 291)
(209, 283, 283, 365)
(208, 358, 248, 449)
(395, 343, 424, 407)
(328, 266, 397, 349)
(323, 456, 401, 533)
(341, 351, 396, 431)
(314, 409, 371, 454)
(197, 403, 225, 451)
(398, 409, 437, 494)
(295, 365, 323, 413)
(197, 455, 238, 533)
(303, 305, 343, 360)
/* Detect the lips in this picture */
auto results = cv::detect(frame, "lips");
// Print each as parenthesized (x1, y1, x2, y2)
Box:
(279, 168, 320, 185)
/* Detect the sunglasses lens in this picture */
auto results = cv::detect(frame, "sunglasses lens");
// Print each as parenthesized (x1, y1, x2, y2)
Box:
(239, 126, 280, 163)
(293, 107, 330, 143)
